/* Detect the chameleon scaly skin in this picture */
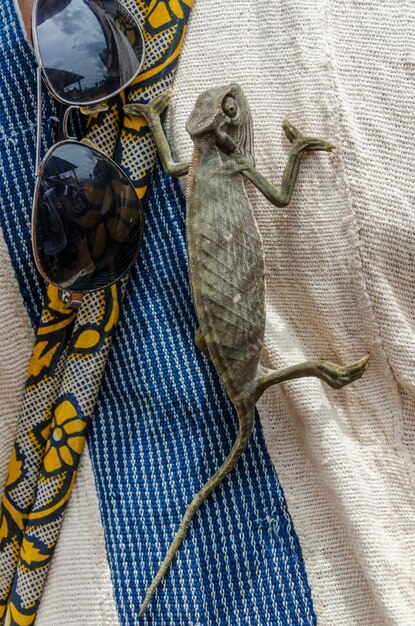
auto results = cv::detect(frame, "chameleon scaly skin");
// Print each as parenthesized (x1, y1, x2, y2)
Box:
(124, 85, 369, 614)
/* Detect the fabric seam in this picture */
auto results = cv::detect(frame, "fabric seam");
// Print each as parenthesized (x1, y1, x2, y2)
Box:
(324, 0, 415, 493)
(79, 445, 119, 626)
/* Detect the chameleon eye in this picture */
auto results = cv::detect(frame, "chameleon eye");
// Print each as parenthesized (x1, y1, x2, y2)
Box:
(222, 96, 237, 118)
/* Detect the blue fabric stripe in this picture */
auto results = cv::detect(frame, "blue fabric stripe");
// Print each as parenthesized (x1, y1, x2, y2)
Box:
(0, 2, 317, 623)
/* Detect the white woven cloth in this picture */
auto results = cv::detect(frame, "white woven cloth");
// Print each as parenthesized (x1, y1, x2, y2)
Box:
(166, 1, 415, 624)
(2, 1, 414, 623)
(0, 223, 119, 624)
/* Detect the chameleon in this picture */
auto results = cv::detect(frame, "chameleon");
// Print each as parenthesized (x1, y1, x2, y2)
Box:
(124, 84, 369, 615)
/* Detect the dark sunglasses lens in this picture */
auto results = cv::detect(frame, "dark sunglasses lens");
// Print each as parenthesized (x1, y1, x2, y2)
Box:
(34, 143, 143, 292)
(35, 0, 144, 104)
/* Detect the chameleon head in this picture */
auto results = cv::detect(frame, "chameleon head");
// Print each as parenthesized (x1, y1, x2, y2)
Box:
(186, 83, 255, 164)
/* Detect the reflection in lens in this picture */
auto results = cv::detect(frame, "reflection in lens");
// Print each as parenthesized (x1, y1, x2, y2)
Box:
(35, 0, 144, 104)
(34, 142, 143, 291)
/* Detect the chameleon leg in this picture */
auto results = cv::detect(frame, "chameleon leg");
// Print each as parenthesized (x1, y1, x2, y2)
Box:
(255, 354, 369, 400)
(238, 120, 335, 208)
(194, 327, 209, 356)
(124, 92, 190, 177)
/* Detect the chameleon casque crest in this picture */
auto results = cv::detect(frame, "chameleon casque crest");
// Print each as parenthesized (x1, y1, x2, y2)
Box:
(124, 84, 369, 614)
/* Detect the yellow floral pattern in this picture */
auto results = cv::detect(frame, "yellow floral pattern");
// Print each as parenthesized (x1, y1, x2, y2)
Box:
(0, 285, 77, 622)
(43, 401, 87, 475)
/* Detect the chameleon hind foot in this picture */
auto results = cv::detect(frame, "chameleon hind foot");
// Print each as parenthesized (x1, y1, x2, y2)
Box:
(256, 354, 369, 399)
(314, 354, 369, 389)
(282, 118, 335, 153)
(124, 90, 175, 121)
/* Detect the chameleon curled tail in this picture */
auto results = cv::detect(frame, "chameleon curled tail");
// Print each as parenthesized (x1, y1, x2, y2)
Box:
(139, 355, 368, 615)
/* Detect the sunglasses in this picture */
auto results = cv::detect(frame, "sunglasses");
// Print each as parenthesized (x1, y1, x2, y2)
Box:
(32, 0, 145, 308)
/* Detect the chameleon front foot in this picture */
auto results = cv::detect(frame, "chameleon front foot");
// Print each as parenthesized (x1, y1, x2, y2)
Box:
(282, 118, 335, 153)
(124, 90, 175, 122)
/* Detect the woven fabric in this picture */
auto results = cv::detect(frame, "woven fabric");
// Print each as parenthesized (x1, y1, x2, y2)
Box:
(1, 1, 196, 623)
(0, 3, 49, 323)
(167, 1, 415, 624)
(35, 447, 120, 625)
(0, 1, 319, 625)
(5, 283, 125, 625)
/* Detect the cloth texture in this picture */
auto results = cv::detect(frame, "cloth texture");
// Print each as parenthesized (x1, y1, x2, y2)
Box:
(167, 1, 415, 625)
(0, 2, 119, 624)
(0, 1, 318, 625)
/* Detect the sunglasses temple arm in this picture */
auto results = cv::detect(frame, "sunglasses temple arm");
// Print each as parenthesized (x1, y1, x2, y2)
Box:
(35, 66, 43, 177)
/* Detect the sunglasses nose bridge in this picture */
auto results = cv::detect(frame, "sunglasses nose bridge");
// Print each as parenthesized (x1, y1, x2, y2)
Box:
(80, 104, 109, 116)
(61, 102, 110, 143)
(62, 106, 79, 142)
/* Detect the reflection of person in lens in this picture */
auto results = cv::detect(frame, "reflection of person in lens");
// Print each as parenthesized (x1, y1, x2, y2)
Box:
(41, 175, 96, 288)
(42, 179, 68, 255)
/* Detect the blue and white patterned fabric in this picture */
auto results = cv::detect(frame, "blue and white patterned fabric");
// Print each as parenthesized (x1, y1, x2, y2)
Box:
(0, 1, 317, 623)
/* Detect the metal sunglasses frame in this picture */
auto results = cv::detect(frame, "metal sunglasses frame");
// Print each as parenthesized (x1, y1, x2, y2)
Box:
(32, 0, 146, 308)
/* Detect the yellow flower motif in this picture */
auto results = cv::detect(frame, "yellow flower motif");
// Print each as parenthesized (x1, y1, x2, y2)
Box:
(148, 0, 190, 28)
(26, 340, 60, 380)
(43, 400, 87, 474)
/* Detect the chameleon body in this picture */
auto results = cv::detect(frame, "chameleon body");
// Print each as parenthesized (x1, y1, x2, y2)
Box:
(124, 85, 369, 615)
